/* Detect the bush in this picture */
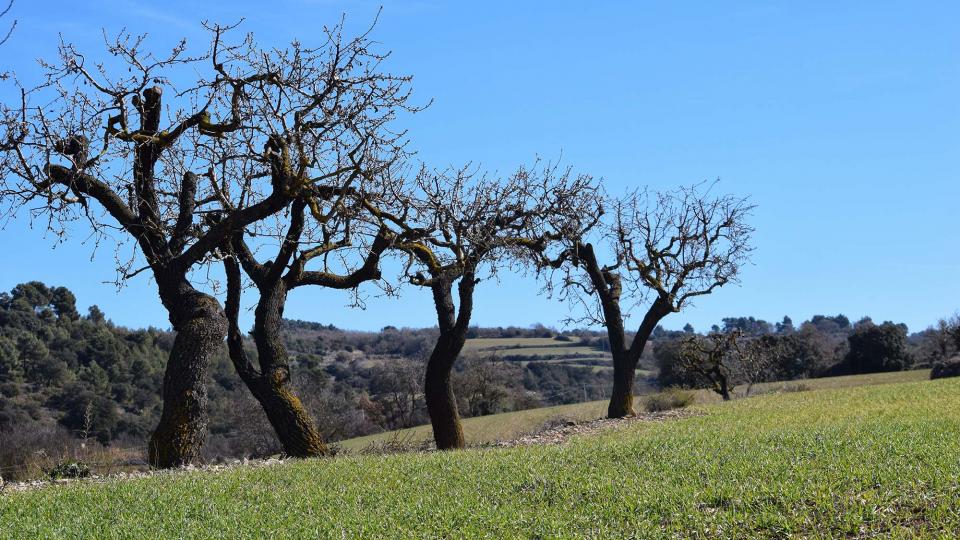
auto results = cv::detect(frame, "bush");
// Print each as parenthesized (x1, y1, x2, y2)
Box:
(643, 388, 695, 412)
(0, 425, 76, 481)
(47, 460, 91, 480)
(931, 358, 960, 380)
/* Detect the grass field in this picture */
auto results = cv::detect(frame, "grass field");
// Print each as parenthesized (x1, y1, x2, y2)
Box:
(492, 346, 601, 356)
(338, 369, 929, 451)
(3, 369, 953, 538)
(461, 337, 607, 360)
(338, 399, 609, 451)
(463, 337, 585, 352)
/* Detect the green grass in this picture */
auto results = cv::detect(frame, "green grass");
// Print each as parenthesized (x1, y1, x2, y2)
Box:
(338, 400, 610, 451)
(339, 369, 929, 450)
(3, 370, 955, 538)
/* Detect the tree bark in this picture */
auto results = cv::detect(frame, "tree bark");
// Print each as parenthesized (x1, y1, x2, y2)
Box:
(424, 333, 467, 450)
(607, 351, 636, 418)
(718, 375, 731, 401)
(249, 281, 328, 457)
(148, 276, 227, 468)
(422, 274, 474, 450)
(247, 373, 328, 456)
(601, 293, 671, 419)
(223, 257, 328, 458)
(607, 297, 672, 418)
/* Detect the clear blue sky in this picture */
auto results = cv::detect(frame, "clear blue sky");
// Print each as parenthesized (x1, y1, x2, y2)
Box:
(0, 1, 957, 334)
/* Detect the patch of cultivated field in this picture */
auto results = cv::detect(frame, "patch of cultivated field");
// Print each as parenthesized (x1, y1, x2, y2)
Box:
(491, 346, 600, 357)
(2, 370, 953, 538)
(463, 336, 590, 352)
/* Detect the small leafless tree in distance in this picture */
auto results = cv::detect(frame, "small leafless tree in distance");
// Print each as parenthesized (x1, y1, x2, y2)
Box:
(678, 330, 741, 401)
(454, 354, 519, 418)
(933, 314, 960, 360)
(734, 334, 785, 396)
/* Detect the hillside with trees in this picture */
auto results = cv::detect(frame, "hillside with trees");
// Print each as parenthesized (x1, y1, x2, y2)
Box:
(2, 279, 955, 480)
(0, 281, 619, 478)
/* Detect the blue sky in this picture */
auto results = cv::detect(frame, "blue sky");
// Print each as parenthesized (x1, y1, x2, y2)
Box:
(0, 1, 957, 333)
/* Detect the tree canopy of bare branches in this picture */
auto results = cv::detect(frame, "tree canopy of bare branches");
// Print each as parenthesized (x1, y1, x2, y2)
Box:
(381, 162, 598, 449)
(0, 19, 420, 467)
(547, 183, 754, 417)
(222, 171, 411, 457)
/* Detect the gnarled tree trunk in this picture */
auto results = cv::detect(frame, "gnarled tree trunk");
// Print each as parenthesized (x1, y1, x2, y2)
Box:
(249, 280, 328, 457)
(421, 273, 474, 450)
(607, 352, 637, 418)
(224, 258, 328, 458)
(424, 333, 468, 450)
(246, 372, 328, 457)
(717, 371, 731, 401)
(605, 295, 672, 419)
(149, 276, 227, 468)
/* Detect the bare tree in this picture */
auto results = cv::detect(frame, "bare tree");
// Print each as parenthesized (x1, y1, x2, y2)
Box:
(933, 314, 960, 360)
(385, 163, 597, 449)
(367, 357, 425, 430)
(222, 188, 400, 457)
(549, 184, 754, 417)
(678, 330, 741, 401)
(454, 355, 516, 417)
(734, 334, 783, 396)
(0, 20, 418, 466)
(930, 315, 960, 380)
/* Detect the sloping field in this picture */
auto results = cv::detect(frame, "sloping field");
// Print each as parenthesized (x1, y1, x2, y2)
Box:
(462, 337, 605, 359)
(463, 337, 582, 351)
(338, 369, 929, 450)
(494, 346, 600, 357)
(338, 399, 609, 451)
(3, 369, 953, 538)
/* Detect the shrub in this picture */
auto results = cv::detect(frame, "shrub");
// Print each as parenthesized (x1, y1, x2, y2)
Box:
(0, 425, 75, 481)
(643, 388, 695, 412)
(931, 358, 960, 380)
(358, 432, 431, 455)
(47, 460, 91, 480)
